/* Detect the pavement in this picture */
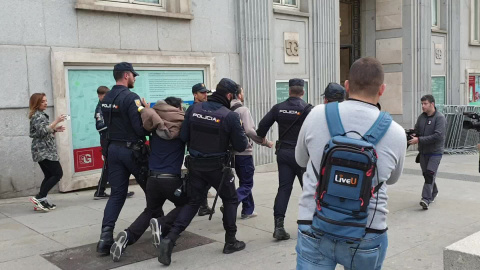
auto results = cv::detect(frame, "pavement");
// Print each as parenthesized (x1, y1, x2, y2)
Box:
(1, 153, 480, 270)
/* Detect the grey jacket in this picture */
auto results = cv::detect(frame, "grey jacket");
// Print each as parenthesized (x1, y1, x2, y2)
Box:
(414, 109, 446, 154)
(230, 99, 271, 155)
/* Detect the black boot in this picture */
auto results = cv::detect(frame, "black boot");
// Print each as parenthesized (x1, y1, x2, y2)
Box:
(157, 237, 175, 266)
(97, 226, 114, 255)
(223, 239, 246, 254)
(273, 217, 290, 240)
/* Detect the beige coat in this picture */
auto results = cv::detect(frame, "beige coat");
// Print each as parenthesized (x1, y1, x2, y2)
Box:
(140, 101, 185, 140)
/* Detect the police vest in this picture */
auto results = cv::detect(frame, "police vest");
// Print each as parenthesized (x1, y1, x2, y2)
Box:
(101, 88, 139, 142)
(276, 100, 309, 144)
(189, 102, 230, 154)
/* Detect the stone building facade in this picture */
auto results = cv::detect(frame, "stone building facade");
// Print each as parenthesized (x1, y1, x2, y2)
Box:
(0, 0, 474, 198)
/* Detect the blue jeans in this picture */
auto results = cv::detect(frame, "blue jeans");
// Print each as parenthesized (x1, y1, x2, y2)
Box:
(234, 155, 255, 215)
(296, 225, 388, 270)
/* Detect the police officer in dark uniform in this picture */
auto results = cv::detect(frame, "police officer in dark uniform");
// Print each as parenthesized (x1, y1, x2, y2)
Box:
(96, 62, 148, 255)
(256, 78, 312, 241)
(157, 78, 248, 266)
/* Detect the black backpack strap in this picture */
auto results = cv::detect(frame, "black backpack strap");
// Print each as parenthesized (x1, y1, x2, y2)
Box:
(279, 104, 313, 141)
(230, 103, 243, 112)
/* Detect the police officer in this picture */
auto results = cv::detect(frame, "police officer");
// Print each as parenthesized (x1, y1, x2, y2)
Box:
(157, 78, 248, 266)
(93, 86, 135, 200)
(192, 83, 214, 216)
(96, 62, 148, 255)
(256, 78, 312, 241)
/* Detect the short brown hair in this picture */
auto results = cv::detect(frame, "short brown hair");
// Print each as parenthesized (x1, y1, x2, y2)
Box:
(289, 86, 304, 96)
(97, 86, 109, 95)
(348, 57, 384, 97)
(28, 93, 46, 119)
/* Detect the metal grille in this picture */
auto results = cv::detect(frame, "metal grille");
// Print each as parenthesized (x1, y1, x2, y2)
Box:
(439, 105, 480, 154)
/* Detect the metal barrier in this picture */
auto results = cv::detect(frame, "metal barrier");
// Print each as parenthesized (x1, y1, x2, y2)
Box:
(439, 105, 480, 154)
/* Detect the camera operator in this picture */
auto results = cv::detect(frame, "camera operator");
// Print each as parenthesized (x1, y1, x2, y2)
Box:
(408, 95, 446, 210)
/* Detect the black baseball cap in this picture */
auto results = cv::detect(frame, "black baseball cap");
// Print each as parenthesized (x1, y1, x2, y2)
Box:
(289, 78, 304, 87)
(322, 83, 346, 101)
(192, 83, 209, 94)
(113, 62, 139, 77)
(217, 78, 239, 94)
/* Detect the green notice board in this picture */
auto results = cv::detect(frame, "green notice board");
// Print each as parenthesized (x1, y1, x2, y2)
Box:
(276, 81, 309, 103)
(431, 76, 446, 106)
(68, 69, 204, 150)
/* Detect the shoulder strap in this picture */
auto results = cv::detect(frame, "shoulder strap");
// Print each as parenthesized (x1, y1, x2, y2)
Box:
(106, 90, 125, 140)
(363, 112, 392, 145)
(279, 103, 313, 141)
(325, 102, 345, 137)
(230, 103, 243, 112)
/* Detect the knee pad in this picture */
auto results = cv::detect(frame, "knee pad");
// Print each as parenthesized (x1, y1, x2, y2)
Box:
(423, 171, 435, 184)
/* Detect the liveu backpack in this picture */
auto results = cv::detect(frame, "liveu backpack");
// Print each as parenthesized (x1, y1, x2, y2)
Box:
(311, 102, 392, 243)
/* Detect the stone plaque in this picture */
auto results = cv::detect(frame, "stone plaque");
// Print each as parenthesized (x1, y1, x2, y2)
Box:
(434, 43, 443, 65)
(284, 32, 299, 63)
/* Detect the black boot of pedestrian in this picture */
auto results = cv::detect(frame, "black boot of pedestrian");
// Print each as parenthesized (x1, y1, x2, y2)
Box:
(97, 226, 114, 255)
(198, 199, 214, 216)
(157, 237, 175, 266)
(223, 239, 246, 254)
(273, 217, 290, 240)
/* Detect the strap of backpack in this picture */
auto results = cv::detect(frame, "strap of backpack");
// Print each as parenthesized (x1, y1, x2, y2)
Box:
(363, 111, 392, 145)
(230, 103, 243, 112)
(325, 102, 345, 137)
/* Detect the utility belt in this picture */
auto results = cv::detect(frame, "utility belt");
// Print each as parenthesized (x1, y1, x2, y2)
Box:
(185, 155, 227, 172)
(275, 140, 296, 154)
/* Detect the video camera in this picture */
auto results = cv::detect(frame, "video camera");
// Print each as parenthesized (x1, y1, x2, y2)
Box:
(405, 129, 416, 142)
(463, 112, 480, 131)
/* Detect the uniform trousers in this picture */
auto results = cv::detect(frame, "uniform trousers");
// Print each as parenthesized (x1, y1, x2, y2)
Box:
(274, 148, 304, 218)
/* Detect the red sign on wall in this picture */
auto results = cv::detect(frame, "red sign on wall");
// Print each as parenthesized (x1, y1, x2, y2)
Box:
(73, 147, 104, 173)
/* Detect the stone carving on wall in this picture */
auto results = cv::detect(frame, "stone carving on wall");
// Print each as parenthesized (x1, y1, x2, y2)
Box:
(284, 32, 300, 63)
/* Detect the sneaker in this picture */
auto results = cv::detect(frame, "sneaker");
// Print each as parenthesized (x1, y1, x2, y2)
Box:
(150, 218, 162, 249)
(223, 240, 246, 254)
(157, 237, 175, 266)
(110, 231, 129, 262)
(127, 191, 134, 198)
(420, 199, 429, 210)
(44, 199, 56, 210)
(241, 212, 258, 219)
(431, 194, 438, 203)
(94, 192, 110, 200)
(30, 197, 49, 212)
(220, 205, 224, 214)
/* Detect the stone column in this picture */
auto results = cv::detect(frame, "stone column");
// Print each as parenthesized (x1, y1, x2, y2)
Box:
(413, 0, 432, 116)
(237, 0, 274, 166)
(312, 0, 339, 104)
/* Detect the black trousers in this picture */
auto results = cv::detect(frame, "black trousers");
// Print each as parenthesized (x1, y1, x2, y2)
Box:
(169, 166, 239, 243)
(96, 139, 108, 195)
(101, 144, 146, 228)
(126, 175, 187, 244)
(38, 159, 63, 198)
(274, 148, 304, 218)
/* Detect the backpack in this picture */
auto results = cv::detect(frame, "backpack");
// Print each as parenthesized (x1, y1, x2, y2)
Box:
(311, 102, 392, 243)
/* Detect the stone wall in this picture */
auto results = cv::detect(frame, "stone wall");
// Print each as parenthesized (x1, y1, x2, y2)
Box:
(0, 0, 240, 198)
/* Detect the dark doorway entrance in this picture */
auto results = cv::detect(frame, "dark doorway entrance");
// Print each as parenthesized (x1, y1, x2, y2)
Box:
(340, 0, 361, 86)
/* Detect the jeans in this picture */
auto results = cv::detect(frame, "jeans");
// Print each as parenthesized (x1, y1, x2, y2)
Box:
(296, 225, 388, 270)
(234, 155, 255, 215)
(38, 159, 63, 198)
(126, 175, 187, 244)
(419, 154, 442, 204)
